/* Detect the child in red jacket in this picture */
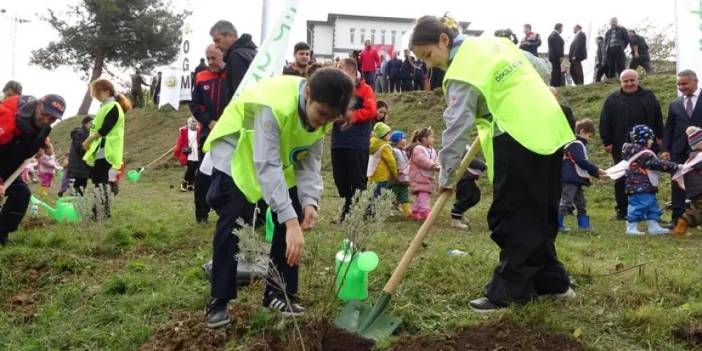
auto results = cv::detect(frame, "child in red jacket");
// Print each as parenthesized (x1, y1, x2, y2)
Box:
(175, 117, 200, 191)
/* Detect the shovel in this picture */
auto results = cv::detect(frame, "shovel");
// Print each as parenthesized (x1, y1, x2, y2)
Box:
(334, 138, 482, 341)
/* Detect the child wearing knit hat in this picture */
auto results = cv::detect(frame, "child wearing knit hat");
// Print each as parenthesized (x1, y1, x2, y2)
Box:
(621, 125, 679, 235)
(389, 131, 412, 217)
(671, 126, 702, 236)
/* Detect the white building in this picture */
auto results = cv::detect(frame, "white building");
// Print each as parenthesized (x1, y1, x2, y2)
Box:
(307, 13, 483, 59)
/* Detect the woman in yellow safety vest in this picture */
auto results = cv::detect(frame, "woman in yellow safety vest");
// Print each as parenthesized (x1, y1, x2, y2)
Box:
(410, 15, 575, 312)
(82, 78, 130, 218)
(201, 68, 354, 328)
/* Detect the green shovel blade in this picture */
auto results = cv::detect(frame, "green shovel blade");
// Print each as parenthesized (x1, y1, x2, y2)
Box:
(334, 294, 402, 341)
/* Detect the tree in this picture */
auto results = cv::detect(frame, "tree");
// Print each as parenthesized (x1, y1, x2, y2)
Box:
(30, 0, 188, 114)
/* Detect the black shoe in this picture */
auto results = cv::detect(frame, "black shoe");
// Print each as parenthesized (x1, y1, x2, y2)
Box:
(205, 298, 230, 328)
(612, 213, 626, 221)
(469, 297, 504, 314)
(263, 293, 305, 316)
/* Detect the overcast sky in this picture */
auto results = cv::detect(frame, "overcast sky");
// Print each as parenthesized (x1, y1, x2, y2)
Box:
(0, 0, 675, 118)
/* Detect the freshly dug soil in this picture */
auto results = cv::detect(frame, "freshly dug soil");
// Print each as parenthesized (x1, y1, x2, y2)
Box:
(675, 320, 702, 348)
(387, 320, 586, 351)
(251, 321, 374, 351)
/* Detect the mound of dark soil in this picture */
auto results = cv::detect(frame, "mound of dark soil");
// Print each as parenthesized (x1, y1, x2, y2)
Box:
(388, 320, 586, 351)
(252, 321, 373, 351)
(675, 320, 702, 348)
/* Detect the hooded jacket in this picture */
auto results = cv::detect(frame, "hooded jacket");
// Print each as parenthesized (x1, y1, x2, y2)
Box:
(224, 33, 258, 101)
(368, 136, 397, 182)
(0, 95, 51, 181)
(67, 125, 92, 179)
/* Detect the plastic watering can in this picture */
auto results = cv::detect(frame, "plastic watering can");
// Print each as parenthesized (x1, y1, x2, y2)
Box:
(127, 167, 144, 182)
(335, 240, 380, 301)
(30, 196, 80, 223)
(264, 207, 274, 243)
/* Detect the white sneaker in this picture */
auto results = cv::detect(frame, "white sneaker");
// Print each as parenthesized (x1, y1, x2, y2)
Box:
(450, 218, 468, 229)
(551, 287, 576, 300)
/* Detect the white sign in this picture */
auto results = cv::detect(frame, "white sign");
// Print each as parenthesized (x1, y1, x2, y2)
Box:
(675, 0, 702, 75)
(231, 0, 300, 99)
(179, 22, 195, 101)
(159, 67, 181, 109)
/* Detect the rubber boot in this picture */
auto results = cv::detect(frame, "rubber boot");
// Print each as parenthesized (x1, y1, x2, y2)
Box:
(672, 218, 689, 237)
(646, 220, 669, 235)
(558, 214, 570, 233)
(625, 221, 644, 235)
(577, 214, 591, 231)
(399, 203, 412, 218)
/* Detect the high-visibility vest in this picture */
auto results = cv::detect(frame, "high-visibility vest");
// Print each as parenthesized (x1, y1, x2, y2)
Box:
(84, 100, 125, 168)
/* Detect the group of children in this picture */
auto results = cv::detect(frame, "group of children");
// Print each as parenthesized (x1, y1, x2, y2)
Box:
(21, 141, 63, 197)
(558, 116, 702, 237)
(367, 119, 485, 227)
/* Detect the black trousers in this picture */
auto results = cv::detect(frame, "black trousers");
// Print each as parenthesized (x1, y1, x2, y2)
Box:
(206, 169, 300, 301)
(671, 153, 689, 221)
(0, 177, 31, 241)
(594, 64, 608, 82)
(71, 177, 89, 196)
(484, 134, 570, 305)
(184, 160, 199, 183)
(607, 46, 626, 79)
(401, 79, 413, 92)
(331, 148, 368, 220)
(194, 171, 211, 223)
(611, 144, 628, 217)
(550, 60, 563, 87)
(570, 60, 584, 85)
(451, 177, 481, 219)
(389, 79, 401, 93)
(89, 158, 113, 218)
(630, 57, 652, 74)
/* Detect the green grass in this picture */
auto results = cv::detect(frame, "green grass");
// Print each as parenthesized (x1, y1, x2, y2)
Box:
(1, 74, 701, 350)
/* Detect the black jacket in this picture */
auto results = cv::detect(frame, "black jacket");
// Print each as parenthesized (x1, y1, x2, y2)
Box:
(386, 58, 403, 80)
(224, 34, 258, 102)
(663, 94, 702, 157)
(548, 31, 564, 62)
(0, 97, 51, 180)
(569, 32, 587, 62)
(68, 125, 91, 179)
(188, 68, 228, 149)
(684, 153, 702, 200)
(604, 26, 630, 51)
(599, 87, 664, 147)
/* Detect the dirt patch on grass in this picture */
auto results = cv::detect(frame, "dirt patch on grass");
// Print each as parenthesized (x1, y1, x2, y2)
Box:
(675, 320, 702, 348)
(387, 320, 586, 351)
(5, 267, 49, 323)
(139, 306, 254, 351)
(21, 216, 54, 229)
(250, 320, 373, 351)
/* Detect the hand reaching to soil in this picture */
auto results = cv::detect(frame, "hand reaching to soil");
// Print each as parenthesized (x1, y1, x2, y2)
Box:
(301, 205, 318, 231)
(285, 219, 305, 266)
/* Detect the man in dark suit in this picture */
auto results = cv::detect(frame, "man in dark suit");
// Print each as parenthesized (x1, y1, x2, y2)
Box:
(661, 70, 702, 224)
(569, 25, 587, 85)
(604, 17, 630, 79)
(548, 23, 565, 87)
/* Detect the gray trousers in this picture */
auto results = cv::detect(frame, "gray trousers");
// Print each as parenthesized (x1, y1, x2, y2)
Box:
(559, 183, 586, 216)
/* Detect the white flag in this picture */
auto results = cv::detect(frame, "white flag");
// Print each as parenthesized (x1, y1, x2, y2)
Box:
(675, 0, 702, 75)
(231, 0, 300, 99)
(159, 68, 181, 110)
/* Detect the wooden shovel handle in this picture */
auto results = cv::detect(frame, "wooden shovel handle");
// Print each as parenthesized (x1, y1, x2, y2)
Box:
(383, 138, 482, 294)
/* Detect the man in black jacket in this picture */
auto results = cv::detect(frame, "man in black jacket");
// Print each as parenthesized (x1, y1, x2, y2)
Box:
(386, 51, 403, 92)
(604, 17, 630, 79)
(599, 69, 664, 220)
(210, 20, 258, 102)
(661, 70, 701, 225)
(628, 30, 652, 74)
(0, 94, 65, 245)
(594, 36, 608, 82)
(548, 23, 565, 87)
(67, 116, 93, 196)
(569, 24, 587, 85)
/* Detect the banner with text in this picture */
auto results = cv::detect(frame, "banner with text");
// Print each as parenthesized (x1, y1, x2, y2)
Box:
(675, 0, 702, 75)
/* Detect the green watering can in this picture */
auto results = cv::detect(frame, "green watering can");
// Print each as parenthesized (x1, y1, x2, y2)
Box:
(335, 240, 380, 301)
(30, 196, 80, 223)
(127, 167, 144, 182)
(264, 208, 274, 243)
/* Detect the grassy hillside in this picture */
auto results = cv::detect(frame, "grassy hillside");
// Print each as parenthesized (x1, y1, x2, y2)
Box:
(2, 74, 701, 351)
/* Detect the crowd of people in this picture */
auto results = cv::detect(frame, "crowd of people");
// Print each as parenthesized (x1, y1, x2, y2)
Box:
(0, 13, 698, 333)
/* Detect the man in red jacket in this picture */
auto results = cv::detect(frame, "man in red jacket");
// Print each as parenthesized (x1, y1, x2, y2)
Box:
(331, 58, 378, 221)
(358, 40, 380, 91)
(0, 94, 65, 245)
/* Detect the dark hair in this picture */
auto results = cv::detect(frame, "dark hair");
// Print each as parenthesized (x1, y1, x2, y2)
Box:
(210, 20, 237, 37)
(524, 24, 532, 29)
(376, 100, 388, 109)
(554, 23, 563, 31)
(294, 41, 311, 54)
(494, 29, 518, 44)
(91, 78, 133, 113)
(82, 115, 94, 124)
(340, 57, 358, 71)
(628, 29, 636, 34)
(406, 127, 433, 157)
(575, 118, 596, 135)
(410, 15, 459, 48)
(307, 68, 354, 115)
(596, 36, 604, 40)
(305, 62, 324, 77)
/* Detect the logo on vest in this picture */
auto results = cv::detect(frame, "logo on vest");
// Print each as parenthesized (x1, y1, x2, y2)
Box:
(289, 146, 311, 164)
(494, 59, 524, 83)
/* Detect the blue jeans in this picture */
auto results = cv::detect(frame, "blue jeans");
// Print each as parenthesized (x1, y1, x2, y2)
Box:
(373, 181, 390, 198)
(627, 193, 662, 222)
(362, 71, 376, 90)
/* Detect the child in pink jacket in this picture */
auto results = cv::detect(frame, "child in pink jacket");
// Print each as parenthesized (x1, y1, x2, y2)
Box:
(408, 128, 440, 220)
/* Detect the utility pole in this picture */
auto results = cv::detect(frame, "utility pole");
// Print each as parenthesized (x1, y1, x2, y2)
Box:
(1, 9, 31, 79)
